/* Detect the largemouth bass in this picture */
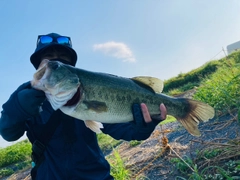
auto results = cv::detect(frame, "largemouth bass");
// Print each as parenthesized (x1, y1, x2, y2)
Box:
(31, 59, 215, 136)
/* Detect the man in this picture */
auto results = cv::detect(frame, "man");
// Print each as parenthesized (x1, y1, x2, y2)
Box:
(0, 33, 167, 180)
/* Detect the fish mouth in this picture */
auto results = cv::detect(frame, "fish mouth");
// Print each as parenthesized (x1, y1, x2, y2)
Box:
(31, 59, 82, 109)
(32, 59, 69, 90)
(31, 59, 50, 90)
(35, 59, 49, 79)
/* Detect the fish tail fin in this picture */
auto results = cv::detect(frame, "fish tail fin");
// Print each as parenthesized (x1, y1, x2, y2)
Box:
(177, 99, 215, 136)
(84, 120, 103, 134)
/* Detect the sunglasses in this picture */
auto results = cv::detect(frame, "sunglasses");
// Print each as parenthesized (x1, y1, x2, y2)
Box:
(37, 35, 72, 47)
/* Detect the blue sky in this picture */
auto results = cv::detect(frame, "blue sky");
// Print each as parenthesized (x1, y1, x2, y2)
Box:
(0, 0, 240, 147)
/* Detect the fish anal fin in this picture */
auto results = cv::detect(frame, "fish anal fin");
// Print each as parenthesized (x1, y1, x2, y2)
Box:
(83, 101, 107, 113)
(84, 120, 103, 133)
(177, 99, 215, 136)
(131, 76, 164, 93)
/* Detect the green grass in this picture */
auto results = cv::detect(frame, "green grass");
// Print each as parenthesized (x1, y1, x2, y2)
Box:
(0, 140, 31, 178)
(129, 140, 142, 147)
(0, 140, 31, 168)
(107, 149, 131, 180)
(193, 58, 240, 114)
(163, 60, 220, 93)
(97, 133, 122, 154)
(0, 168, 14, 178)
(171, 156, 240, 180)
(160, 115, 176, 125)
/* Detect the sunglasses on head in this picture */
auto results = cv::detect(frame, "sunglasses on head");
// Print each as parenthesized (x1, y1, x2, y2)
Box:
(37, 35, 72, 47)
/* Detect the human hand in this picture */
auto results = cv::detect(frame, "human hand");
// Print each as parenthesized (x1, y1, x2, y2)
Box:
(131, 103, 167, 134)
(140, 103, 167, 123)
(17, 82, 46, 116)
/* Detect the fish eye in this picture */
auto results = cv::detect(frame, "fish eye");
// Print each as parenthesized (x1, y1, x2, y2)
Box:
(53, 64, 60, 70)
(49, 62, 60, 70)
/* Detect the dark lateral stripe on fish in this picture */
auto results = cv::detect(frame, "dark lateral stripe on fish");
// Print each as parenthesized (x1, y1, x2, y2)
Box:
(83, 100, 108, 113)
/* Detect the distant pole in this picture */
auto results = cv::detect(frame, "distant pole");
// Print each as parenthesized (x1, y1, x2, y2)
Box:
(222, 47, 227, 60)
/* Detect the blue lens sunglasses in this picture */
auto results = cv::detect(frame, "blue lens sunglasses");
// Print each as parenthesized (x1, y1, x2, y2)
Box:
(37, 35, 72, 47)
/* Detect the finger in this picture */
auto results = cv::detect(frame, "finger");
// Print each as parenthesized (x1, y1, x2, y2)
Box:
(160, 103, 167, 120)
(140, 103, 152, 123)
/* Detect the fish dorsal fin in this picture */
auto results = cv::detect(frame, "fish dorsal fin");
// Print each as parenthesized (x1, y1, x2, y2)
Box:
(131, 76, 164, 93)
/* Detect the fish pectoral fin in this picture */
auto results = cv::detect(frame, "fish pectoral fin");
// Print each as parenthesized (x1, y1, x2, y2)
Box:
(84, 120, 103, 134)
(131, 76, 164, 94)
(177, 99, 215, 136)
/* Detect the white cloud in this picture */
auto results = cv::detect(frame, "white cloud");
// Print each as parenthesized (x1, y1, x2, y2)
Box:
(93, 41, 136, 62)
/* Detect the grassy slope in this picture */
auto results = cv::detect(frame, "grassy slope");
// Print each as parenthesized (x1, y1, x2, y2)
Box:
(1, 51, 240, 179)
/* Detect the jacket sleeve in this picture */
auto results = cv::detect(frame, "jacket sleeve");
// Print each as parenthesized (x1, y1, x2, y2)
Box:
(101, 123, 152, 141)
(0, 82, 33, 141)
